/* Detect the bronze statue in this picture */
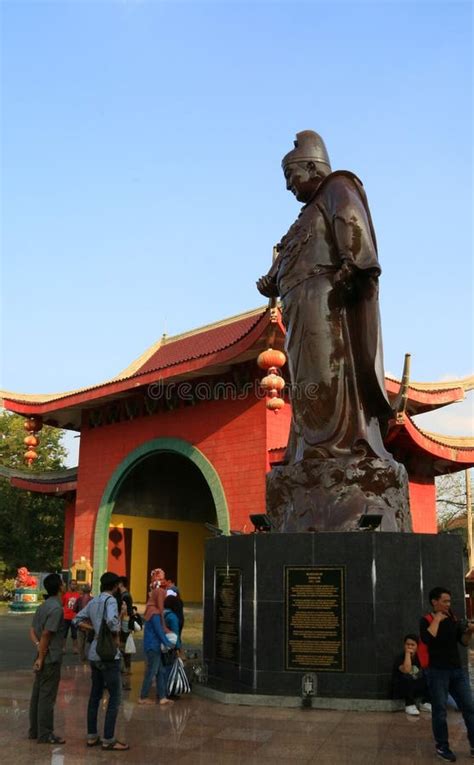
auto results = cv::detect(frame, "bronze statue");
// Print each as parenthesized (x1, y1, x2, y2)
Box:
(257, 130, 411, 532)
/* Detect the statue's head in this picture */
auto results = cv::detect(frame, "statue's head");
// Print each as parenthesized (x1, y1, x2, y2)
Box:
(282, 130, 331, 203)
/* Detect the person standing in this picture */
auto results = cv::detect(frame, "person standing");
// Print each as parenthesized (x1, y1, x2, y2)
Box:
(74, 584, 93, 662)
(74, 572, 129, 751)
(163, 594, 183, 698)
(62, 578, 80, 654)
(28, 573, 66, 744)
(420, 586, 474, 762)
(138, 587, 174, 706)
(117, 576, 134, 687)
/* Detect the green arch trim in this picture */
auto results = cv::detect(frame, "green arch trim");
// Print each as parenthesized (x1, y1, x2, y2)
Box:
(92, 437, 229, 592)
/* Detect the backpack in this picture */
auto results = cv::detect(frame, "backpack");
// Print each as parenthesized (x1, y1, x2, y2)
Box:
(96, 597, 117, 662)
(418, 613, 433, 669)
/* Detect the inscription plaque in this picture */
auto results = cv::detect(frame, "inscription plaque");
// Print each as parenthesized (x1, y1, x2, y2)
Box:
(285, 566, 345, 672)
(215, 567, 241, 664)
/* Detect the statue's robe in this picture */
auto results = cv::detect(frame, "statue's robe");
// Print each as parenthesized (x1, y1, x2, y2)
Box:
(266, 171, 393, 465)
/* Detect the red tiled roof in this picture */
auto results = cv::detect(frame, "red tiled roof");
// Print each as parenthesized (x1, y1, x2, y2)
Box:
(138, 311, 265, 375)
(0, 307, 270, 409)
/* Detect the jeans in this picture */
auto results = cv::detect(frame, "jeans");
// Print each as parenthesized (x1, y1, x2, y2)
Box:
(29, 661, 61, 741)
(427, 667, 474, 749)
(140, 649, 168, 700)
(87, 660, 122, 744)
(63, 619, 78, 640)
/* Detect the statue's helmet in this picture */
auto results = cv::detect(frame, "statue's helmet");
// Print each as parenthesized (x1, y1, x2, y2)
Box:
(282, 130, 331, 170)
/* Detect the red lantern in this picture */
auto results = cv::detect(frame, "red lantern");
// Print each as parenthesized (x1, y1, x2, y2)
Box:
(257, 348, 286, 371)
(261, 373, 285, 393)
(24, 449, 38, 466)
(266, 397, 285, 412)
(24, 416, 43, 433)
(24, 435, 40, 448)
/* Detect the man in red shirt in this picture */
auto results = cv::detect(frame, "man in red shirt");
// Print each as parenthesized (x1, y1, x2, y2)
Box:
(75, 584, 93, 661)
(62, 579, 81, 654)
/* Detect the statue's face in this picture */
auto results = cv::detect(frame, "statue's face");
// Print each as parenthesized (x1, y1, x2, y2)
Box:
(283, 161, 321, 203)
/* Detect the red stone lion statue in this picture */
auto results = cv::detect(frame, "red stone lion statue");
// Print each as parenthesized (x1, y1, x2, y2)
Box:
(15, 566, 37, 588)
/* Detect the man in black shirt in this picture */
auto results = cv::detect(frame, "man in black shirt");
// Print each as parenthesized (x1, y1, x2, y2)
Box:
(420, 586, 474, 762)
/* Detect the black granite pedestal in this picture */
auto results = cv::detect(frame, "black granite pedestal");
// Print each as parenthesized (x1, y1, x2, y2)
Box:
(202, 532, 465, 705)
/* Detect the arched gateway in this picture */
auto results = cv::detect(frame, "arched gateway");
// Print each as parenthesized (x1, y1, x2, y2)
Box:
(92, 437, 229, 598)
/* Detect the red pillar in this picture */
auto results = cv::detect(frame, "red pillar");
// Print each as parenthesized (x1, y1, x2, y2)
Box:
(408, 476, 437, 533)
(62, 495, 76, 568)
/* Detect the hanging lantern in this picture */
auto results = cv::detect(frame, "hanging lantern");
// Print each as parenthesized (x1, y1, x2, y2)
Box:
(23, 415, 43, 466)
(24, 435, 40, 448)
(24, 416, 43, 433)
(257, 348, 286, 371)
(258, 347, 287, 413)
(261, 373, 285, 393)
(24, 449, 38, 466)
(267, 397, 285, 412)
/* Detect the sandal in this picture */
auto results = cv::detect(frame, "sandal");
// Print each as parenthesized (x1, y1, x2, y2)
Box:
(87, 737, 102, 747)
(102, 741, 130, 751)
(38, 734, 66, 745)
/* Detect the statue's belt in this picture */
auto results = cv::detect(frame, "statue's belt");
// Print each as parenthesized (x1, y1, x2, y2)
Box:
(279, 264, 340, 299)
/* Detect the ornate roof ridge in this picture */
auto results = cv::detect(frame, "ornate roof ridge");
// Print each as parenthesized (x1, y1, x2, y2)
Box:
(385, 374, 474, 394)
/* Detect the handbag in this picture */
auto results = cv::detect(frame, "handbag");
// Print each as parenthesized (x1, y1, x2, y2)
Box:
(124, 633, 136, 654)
(167, 656, 191, 696)
(96, 597, 117, 662)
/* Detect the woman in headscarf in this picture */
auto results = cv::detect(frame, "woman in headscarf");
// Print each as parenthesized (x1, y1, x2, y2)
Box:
(137, 588, 174, 706)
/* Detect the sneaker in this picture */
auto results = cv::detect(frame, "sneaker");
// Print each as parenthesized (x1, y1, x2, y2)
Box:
(405, 704, 420, 715)
(436, 746, 456, 762)
(419, 702, 432, 712)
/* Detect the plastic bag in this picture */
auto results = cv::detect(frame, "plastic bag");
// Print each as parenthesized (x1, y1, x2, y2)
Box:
(124, 633, 136, 654)
(167, 656, 191, 696)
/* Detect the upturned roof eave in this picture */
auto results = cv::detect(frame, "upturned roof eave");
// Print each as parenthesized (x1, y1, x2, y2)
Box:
(10, 477, 77, 495)
(0, 465, 78, 495)
(385, 414, 474, 473)
(385, 376, 471, 414)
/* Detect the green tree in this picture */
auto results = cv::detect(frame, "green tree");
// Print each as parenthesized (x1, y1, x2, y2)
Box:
(0, 411, 69, 575)
(436, 471, 473, 561)
(436, 471, 472, 531)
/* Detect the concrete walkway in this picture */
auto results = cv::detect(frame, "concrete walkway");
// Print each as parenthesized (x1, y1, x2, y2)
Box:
(2, 658, 474, 764)
(2, 610, 474, 763)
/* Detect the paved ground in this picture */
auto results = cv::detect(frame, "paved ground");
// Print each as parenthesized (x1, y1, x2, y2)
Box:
(0, 607, 203, 671)
(1, 609, 474, 763)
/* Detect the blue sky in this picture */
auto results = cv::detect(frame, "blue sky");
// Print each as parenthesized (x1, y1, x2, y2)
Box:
(1, 1, 472, 463)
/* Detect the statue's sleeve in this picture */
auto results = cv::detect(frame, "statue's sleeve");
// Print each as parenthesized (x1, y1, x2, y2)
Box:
(323, 175, 381, 274)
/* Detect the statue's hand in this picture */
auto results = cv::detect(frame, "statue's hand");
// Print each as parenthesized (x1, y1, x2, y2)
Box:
(335, 261, 355, 292)
(256, 275, 279, 298)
